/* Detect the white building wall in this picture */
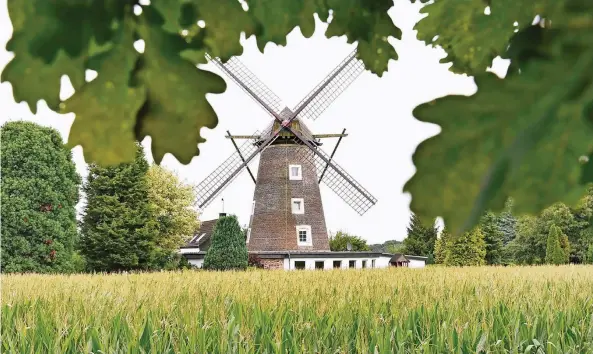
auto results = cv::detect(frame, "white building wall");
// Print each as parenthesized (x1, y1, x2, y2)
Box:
(179, 248, 199, 255)
(285, 256, 388, 270)
(375, 255, 392, 268)
(188, 259, 204, 268)
(408, 259, 426, 268)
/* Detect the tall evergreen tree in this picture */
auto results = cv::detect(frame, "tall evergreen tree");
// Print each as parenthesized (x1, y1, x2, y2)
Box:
(203, 215, 248, 271)
(403, 213, 437, 259)
(480, 212, 504, 265)
(1, 122, 81, 273)
(585, 243, 593, 264)
(546, 225, 566, 265)
(80, 145, 159, 272)
(498, 198, 517, 245)
(559, 234, 571, 264)
(444, 228, 486, 266)
(433, 227, 450, 264)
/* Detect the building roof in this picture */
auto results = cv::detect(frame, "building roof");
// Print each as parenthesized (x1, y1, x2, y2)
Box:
(389, 253, 409, 263)
(186, 219, 218, 248)
(405, 255, 429, 261)
(180, 250, 394, 258)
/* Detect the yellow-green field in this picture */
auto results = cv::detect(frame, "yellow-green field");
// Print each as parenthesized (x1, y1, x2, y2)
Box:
(2, 266, 593, 353)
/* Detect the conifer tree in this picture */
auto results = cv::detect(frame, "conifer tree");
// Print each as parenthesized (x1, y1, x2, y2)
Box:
(585, 243, 593, 264)
(79, 145, 159, 272)
(545, 225, 566, 265)
(480, 212, 504, 265)
(560, 234, 571, 264)
(203, 215, 248, 271)
(433, 227, 450, 264)
(1, 122, 81, 273)
(403, 213, 437, 259)
(444, 228, 486, 266)
(498, 198, 517, 245)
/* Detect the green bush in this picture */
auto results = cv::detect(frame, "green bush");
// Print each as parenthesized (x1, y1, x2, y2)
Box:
(203, 216, 248, 271)
(1, 121, 81, 273)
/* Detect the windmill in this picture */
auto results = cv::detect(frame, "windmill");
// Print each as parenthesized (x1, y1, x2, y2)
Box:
(196, 49, 377, 252)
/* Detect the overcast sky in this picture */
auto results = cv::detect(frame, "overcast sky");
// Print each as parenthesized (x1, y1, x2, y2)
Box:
(1, 0, 508, 243)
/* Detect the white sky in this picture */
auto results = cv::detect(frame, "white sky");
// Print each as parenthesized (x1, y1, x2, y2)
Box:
(0, 0, 508, 243)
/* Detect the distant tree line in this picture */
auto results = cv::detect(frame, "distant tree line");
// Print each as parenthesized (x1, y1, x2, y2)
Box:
(404, 196, 593, 266)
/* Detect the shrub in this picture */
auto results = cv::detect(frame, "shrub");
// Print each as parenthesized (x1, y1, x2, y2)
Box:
(203, 215, 248, 271)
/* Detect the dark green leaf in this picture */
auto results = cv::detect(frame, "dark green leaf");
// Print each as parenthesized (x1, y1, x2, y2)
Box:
(248, 0, 327, 51)
(191, 0, 257, 62)
(62, 21, 145, 166)
(405, 30, 593, 234)
(135, 10, 226, 164)
(326, 0, 400, 76)
(1, 0, 87, 112)
(2, 0, 124, 113)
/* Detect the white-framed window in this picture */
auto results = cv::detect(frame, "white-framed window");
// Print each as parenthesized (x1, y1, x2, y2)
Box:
(289, 165, 302, 180)
(296, 225, 312, 246)
(251, 201, 255, 215)
(291, 198, 304, 214)
(246, 228, 251, 242)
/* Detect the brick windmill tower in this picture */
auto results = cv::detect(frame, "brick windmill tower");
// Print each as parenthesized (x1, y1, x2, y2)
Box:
(191, 50, 378, 264)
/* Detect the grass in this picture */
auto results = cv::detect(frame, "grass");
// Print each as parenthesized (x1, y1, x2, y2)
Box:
(2, 266, 593, 353)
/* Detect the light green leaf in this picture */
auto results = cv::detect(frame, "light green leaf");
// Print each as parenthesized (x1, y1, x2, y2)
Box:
(414, 0, 565, 75)
(62, 21, 145, 166)
(136, 9, 226, 164)
(404, 29, 593, 234)
(325, 0, 400, 76)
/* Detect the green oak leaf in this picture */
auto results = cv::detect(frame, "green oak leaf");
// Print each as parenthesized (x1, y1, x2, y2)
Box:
(248, 0, 329, 51)
(135, 10, 226, 164)
(2, 0, 124, 113)
(325, 0, 400, 76)
(404, 31, 593, 234)
(414, 0, 565, 75)
(2, 41, 85, 113)
(2, 0, 87, 113)
(61, 22, 145, 166)
(191, 0, 257, 62)
(150, 0, 189, 34)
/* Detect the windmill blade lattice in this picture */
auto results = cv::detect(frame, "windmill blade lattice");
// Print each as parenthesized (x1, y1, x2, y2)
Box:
(206, 54, 284, 117)
(295, 147, 377, 215)
(293, 49, 365, 121)
(195, 124, 272, 209)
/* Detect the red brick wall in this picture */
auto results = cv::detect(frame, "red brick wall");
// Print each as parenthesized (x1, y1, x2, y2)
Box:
(261, 258, 284, 270)
(248, 145, 330, 251)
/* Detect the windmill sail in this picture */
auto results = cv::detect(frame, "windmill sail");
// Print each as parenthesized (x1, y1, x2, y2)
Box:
(295, 146, 377, 215)
(194, 123, 273, 209)
(206, 54, 283, 118)
(292, 49, 365, 121)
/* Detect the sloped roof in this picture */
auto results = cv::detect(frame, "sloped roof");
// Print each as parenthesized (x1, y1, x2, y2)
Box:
(186, 219, 217, 247)
(389, 253, 409, 263)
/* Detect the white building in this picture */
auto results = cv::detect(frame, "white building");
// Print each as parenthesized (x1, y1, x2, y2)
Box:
(179, 222, 427, 270)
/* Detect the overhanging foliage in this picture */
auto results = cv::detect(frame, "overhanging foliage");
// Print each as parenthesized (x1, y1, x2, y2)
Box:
(3, 0, 593, 233)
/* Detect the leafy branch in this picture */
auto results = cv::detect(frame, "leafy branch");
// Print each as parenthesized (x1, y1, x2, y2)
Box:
(3, 0, 593, 233)
(1, 0, 400, 165)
